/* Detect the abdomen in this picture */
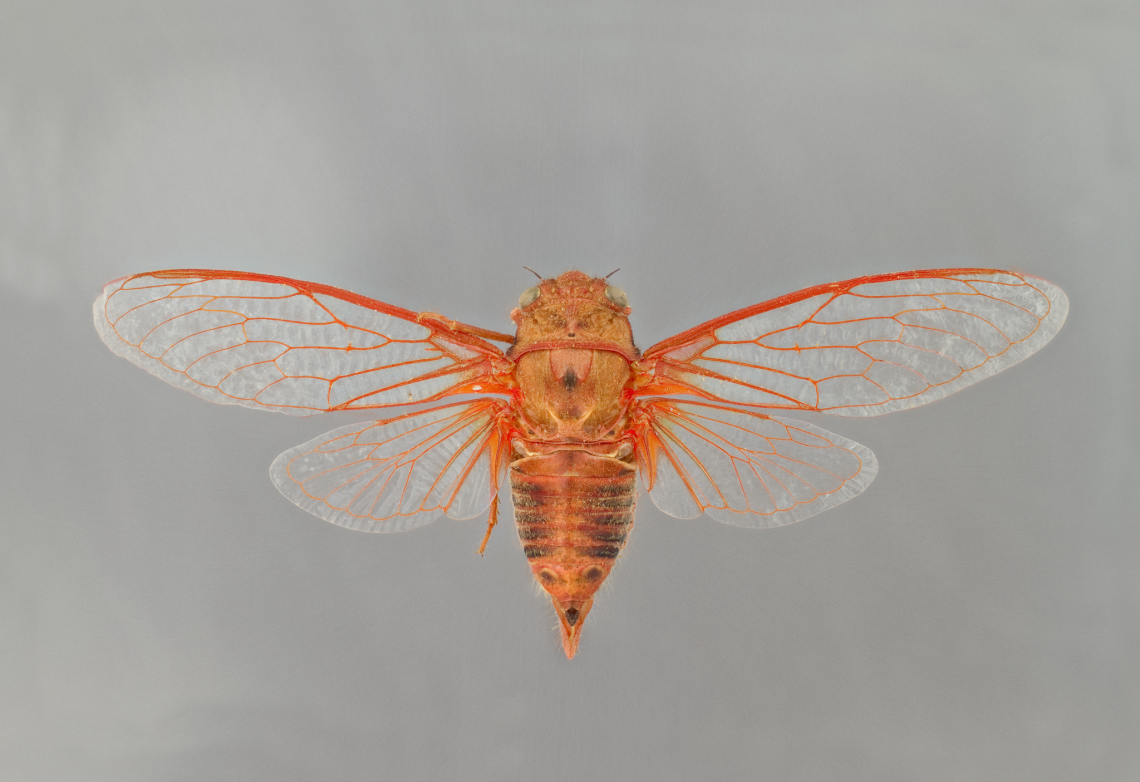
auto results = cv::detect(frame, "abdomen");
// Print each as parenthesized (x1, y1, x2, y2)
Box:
(510, 449, 636, 655)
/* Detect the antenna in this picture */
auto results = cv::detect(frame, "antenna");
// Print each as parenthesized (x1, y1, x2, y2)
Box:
(603, 268, 621, 280)
(522, 266, 543, 281)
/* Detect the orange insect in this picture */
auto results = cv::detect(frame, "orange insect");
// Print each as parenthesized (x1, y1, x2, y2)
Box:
(94, 267, 1067, 657)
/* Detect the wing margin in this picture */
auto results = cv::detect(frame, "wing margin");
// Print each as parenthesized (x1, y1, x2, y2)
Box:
(94, 269, 513, 416)
(270, 399, 511, 532)
(633, 400, 878, 527)
(635, 268, 1067, 416)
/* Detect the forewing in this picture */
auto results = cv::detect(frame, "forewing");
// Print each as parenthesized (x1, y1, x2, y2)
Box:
(270, 400, 510, 532)
(635, 400, 877, 527)
(94, 269, 509, 416)
(637, 269, 1067, 416)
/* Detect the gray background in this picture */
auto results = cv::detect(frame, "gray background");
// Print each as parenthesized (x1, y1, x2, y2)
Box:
(3, 2, 1136, 780)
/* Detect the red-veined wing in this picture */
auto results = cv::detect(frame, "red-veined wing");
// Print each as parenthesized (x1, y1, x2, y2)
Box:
(636, 269, 1067, 416)
(634, 400, 877, 526)
(270, 400, 510, 532)
(94, 270, 512, 416)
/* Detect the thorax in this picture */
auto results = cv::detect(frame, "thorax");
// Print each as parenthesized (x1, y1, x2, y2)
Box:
(512, 347, 632, 442)
(506, 272, 638, 447)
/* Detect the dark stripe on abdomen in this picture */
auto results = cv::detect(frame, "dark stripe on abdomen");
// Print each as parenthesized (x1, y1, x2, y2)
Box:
(510, 450, 637, 561)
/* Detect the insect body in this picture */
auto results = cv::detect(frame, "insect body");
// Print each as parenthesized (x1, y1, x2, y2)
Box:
(94, 268, 1067, 657)
(506, 273, 642, 654)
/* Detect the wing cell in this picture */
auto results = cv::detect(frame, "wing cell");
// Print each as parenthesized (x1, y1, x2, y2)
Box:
(270, 400, 510, 533)
(94, 270, 509, 415)
(639, 269, 1067, 416)
(635, 400, 878, 527)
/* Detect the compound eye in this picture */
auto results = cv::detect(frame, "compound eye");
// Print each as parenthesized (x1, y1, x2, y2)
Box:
(604, 285, 627, 308)
(518, 286, 541, 308)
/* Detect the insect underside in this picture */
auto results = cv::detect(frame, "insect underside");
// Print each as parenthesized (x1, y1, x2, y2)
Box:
(503, 273, 643, 657)
(94, 266, 1067, 659)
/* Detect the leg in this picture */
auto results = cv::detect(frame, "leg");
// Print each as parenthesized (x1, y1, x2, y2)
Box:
(477, 495, 499, 555)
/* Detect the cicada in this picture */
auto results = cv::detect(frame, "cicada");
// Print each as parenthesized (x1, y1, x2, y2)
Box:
(94, 268, 1067, 657)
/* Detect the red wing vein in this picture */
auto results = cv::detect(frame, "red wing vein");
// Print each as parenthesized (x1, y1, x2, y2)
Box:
(270, 401, 508, 532)
(659, 421, 731, 509)
(636, 269, 1066, 416)
(96, 270, 506, 416)
(638, 400, 879, 527)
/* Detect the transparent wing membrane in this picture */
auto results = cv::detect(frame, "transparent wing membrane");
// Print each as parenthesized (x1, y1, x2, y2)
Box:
(639, 269, 1067, 416)
(636, 400, 877, 527)
(95, 267, 1066, 541)
(94, 270, 506, 416)
(270, 400, 509, 533)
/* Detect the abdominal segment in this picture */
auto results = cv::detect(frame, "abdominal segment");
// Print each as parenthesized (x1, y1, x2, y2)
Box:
(510, 449, 637, 658)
